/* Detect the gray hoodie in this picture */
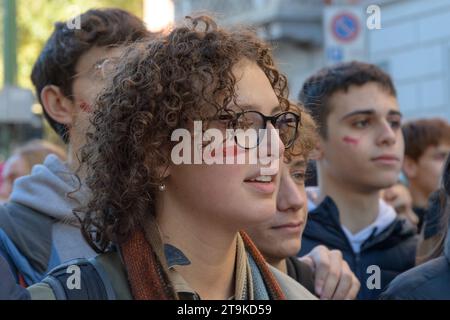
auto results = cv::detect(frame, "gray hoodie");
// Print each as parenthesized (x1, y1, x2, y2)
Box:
(0, 154, 96, 284)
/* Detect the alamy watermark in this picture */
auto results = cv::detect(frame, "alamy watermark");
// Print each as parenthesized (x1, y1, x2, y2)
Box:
(66, 5, 82, 30)
(366, 4, 382, 30)
(366, 265, 381, 290)
(66, 265, 81, 290)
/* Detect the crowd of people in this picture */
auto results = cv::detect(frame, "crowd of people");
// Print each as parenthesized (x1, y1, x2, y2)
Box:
(0, 8, 449, 300)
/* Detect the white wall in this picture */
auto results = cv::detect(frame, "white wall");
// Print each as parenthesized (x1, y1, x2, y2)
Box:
(368, 0, 450, 121)
(272, 42, 324, 101)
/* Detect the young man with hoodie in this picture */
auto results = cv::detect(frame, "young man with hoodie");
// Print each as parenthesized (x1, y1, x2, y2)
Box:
(297, 61, 418, 299)
(0, 8, 152, 285)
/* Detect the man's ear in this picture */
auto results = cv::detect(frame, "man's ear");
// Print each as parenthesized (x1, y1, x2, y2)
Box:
(402, 156, 418, 179)
(40, 85, 75, 126)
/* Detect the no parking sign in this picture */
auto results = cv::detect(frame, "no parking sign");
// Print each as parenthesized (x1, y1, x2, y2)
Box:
(332, 12, 360, 42)
(324, 6, 366, 65)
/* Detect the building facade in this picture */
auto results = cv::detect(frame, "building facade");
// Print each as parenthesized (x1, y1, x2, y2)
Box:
(174, 0, 450, 121)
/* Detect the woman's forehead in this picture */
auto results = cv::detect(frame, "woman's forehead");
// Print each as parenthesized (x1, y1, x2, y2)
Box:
(231, 62, 279, 114)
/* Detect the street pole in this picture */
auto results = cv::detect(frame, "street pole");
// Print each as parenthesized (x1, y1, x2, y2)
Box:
(1, 0, 17, 157)
(3, 0, 17, 86)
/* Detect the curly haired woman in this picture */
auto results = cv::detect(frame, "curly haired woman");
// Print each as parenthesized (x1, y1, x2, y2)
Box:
(27, 16, 316, 300)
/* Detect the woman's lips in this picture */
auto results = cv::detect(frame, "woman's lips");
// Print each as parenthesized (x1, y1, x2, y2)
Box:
(271, 221, 304, 233)
(243, 181, 276, 194)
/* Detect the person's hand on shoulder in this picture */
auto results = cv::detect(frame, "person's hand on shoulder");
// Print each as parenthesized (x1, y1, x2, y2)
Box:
(299, 245, 360, 300)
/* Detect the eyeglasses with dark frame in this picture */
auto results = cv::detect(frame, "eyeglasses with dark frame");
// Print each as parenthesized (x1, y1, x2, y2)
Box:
(215, 110, 301, 149)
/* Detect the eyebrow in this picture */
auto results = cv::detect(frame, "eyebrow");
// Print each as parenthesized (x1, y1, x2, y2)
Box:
(340, 109, 402, 121)
(237, 104, 282, 115)
(290, 160, 306, 169)
(271, 105, 282, 114)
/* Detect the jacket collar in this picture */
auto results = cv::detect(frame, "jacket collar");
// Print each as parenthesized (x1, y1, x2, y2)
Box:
(162, 234, 269, 300)
(445, 223, 450, 263)
(307, 196, 416, 252)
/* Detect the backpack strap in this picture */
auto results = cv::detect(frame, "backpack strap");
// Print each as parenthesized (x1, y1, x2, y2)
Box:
(42, 256, 117, 300)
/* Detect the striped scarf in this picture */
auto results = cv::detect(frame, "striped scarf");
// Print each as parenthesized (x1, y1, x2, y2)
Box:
(120, 218, 285, 300)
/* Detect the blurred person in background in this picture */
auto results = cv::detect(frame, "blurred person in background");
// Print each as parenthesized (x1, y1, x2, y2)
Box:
(402, 118, 450, 232)
(381, 183, 418, 228)
(0, 140, 67, 202)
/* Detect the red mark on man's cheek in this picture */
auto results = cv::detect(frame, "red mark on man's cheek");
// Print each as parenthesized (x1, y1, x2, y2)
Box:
(79, 102, 92, 113)
(343, 136, 359, 146)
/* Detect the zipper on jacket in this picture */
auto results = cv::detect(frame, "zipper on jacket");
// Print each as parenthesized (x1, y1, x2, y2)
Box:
(354, 253, 361, 279)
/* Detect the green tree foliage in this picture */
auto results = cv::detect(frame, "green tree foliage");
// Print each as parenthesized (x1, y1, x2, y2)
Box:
(1, 3, 4, 88)
(15, 0, 143, 90)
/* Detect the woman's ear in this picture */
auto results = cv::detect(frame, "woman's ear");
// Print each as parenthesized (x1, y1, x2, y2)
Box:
(159, 164, 171, 180)
(402, 156, 418, 179)
(40, 85, 76, 126)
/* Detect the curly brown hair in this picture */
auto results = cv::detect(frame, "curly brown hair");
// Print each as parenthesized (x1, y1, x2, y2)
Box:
(78, 16, 297, 253)
(288, 103, 317, 162)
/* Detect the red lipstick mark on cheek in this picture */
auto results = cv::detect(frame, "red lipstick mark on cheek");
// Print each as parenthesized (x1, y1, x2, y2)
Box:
(210, 144, 242, 158)
(223, 144, 239, 157)
(79, 102, 92, 113)
(343, 136, 359, 146)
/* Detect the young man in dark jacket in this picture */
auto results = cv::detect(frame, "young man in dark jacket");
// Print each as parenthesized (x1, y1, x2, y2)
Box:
(297, 61, 418, 299)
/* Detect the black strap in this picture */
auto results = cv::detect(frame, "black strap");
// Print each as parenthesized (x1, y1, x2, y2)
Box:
(42, 258, 112, 300)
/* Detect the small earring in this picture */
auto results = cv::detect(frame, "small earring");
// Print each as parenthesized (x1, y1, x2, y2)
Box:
(158, 183, 166, 192)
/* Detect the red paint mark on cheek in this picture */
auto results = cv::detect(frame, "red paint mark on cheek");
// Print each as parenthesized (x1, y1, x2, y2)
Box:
(343, 136, 359, 146)
(223, 144, 239, 157)
(209, 144, 245, 158)
(79, 101, 92, 113)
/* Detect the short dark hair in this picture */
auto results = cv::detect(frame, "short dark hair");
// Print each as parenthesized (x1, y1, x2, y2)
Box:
(402, 118, 450, 161)
(31, 8, 151, 143)
(298, 61, 397, 138)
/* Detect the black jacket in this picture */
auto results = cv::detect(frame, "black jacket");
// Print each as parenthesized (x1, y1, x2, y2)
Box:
(298, 196, 418, 300)
(422, 191, 445, 240)
(285, 256, 316, 296)
(380, 228, 450, 300)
